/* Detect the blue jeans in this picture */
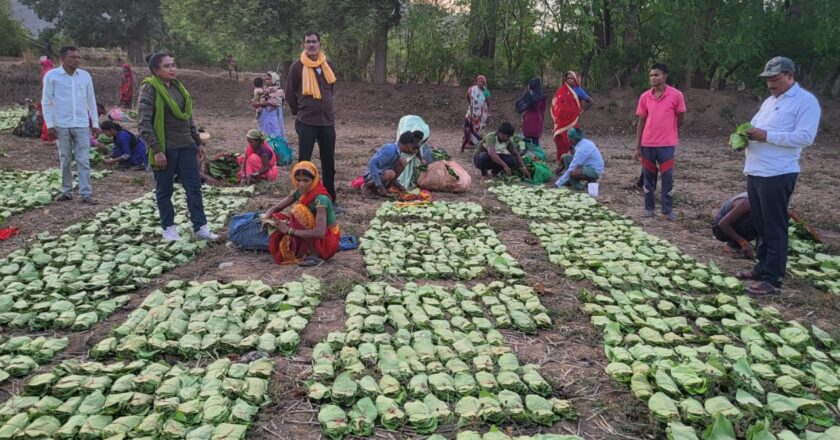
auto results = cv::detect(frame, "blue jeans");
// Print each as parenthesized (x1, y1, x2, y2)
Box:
(748, 173, 797, 286)
(153, 144, 207, 231)
(55, 127, 92, 197)
(641, 146, 675, 214)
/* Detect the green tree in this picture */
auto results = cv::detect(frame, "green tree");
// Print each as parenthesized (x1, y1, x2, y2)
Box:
(0, 0, 29, 57)
(21, 0, 163, 63)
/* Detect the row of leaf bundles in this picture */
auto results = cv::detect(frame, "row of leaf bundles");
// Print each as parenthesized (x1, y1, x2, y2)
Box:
(452, 429, 583, 440)
(0, 189, 250, 331)
(92, 277, 321, 358)
(309, 336, 555, 399)
(375, 201, 485, 223)
(0, 169, 109, 222)
(0, 336, 68, 382)
(0, 357, 273, 440)
(489, 184, 618, 221)
(593, 294, 840, 433)
(317, 392, 576, 438)
(345, 282, 551, 336)
(787, 232, 840, 294)
(361, 220, 524, 279)
(530, 220, 743, 294)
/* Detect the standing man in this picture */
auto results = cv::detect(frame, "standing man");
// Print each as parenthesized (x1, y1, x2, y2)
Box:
(635, 63, 686, 220)
(738, 56, 820, 295)
(41, 46, 100, 204)
(285, 31, 339, 203)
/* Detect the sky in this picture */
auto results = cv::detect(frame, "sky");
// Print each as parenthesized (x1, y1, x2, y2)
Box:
(10, 0, 51, 34)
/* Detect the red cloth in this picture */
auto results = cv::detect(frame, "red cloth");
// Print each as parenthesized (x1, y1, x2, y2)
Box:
(119, 64, 135, 107)
(39, 59, 56, 143)
(268, 212, 340, 264)
(0, 228, 19, 241)
(521, 99, 546, 139)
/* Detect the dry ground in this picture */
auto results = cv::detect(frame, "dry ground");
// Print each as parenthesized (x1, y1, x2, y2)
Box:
(1, 66, 839, 439)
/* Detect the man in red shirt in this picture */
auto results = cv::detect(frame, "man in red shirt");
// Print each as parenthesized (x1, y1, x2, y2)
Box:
(635, 63, 686, 220)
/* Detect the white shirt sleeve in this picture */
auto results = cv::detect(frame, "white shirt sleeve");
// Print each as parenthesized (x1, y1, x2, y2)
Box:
(41, 72, 54, 129)
(86, 73, 99, 129)
(765, 98, 821, 149)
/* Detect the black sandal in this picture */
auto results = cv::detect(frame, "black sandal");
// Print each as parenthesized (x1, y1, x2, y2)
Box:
(298, 256, 324, 267)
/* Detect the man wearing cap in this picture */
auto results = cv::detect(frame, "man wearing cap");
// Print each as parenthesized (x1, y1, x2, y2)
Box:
(555, 128, 603, 190)
(635, 63, 686, 221)
(737, 56, 821, 295)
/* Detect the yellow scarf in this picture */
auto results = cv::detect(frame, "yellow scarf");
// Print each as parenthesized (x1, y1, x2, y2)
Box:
(300, 51, 336, 100)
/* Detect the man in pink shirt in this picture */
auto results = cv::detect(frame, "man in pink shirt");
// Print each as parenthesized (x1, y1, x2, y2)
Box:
(635, 63, 686, 220)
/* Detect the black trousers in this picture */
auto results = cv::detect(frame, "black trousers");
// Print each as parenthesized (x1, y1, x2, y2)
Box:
(747, 172, 797, 286)
(473, 152, 518, 176)
(295, 120, 337, 201)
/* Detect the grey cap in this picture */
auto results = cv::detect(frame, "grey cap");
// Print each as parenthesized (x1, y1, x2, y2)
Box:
(759, 56, 795, 78)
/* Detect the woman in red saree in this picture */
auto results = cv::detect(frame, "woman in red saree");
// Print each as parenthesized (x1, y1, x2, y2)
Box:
(38, 57, 55, 144)
(551, 71, 593, 160)
(265, 161, 340, 266)
(119, 64, 135, 108)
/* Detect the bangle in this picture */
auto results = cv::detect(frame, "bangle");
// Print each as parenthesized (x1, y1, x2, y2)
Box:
(288, 228, 294, 237)
(738, 239, 749, 249)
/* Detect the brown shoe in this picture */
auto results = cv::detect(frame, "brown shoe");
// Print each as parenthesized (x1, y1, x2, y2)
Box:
(735, 270, 761, 281)
(81, 197, 99, 205)
(747, 281, 780, 296)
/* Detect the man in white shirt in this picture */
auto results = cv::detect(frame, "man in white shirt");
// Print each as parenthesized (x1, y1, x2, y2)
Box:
(41, 46, 101, 204)
(738, 56, 821, 295)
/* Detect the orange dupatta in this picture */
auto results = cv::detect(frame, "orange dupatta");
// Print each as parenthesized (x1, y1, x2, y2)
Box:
(268, 161, 340, 264)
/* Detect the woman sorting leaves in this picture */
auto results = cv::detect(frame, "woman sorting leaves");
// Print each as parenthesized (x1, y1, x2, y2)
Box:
(238, 129, 279, 184)
(264, 161, 340, 267)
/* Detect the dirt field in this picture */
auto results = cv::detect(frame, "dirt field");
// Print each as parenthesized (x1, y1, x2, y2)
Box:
(1, 62, 839, 439)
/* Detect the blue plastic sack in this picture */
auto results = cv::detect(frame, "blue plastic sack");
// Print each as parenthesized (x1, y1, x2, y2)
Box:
(228, 212, 269, 251)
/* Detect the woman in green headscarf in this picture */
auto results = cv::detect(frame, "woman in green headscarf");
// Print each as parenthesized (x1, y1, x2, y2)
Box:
(137, 52, 218, 242)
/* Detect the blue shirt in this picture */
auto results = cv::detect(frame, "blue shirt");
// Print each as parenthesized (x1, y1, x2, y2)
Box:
(573, 86, 592, 102)
(366, 143, 401, 188)
(41, 66, 99, 129)
(746, 83, 820, 177)
(111, 130, 148, 167)
(555, 138, 604, 187)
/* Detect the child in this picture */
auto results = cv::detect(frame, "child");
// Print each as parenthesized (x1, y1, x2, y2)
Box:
(252, 77, 265, 119)
(363, 131, 419, 197)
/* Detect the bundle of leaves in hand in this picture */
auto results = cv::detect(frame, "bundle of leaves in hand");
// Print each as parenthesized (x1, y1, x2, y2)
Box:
(0, 357, 273, 439)
(0, 186, 251, 331)
(207, 153, 243, 185)
(729, 122, 753, 151)
(96, 276, 321, 359)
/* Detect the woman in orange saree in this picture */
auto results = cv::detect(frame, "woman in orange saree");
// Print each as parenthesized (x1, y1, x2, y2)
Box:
(551, 71, 593, 160)
(265, 161, 340, 266)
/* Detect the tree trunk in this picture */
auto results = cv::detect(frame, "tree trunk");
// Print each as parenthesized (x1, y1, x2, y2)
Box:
(127, 38, 144, 64)
(373, 26, 388, 84)
(822, 63, 840, 98)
